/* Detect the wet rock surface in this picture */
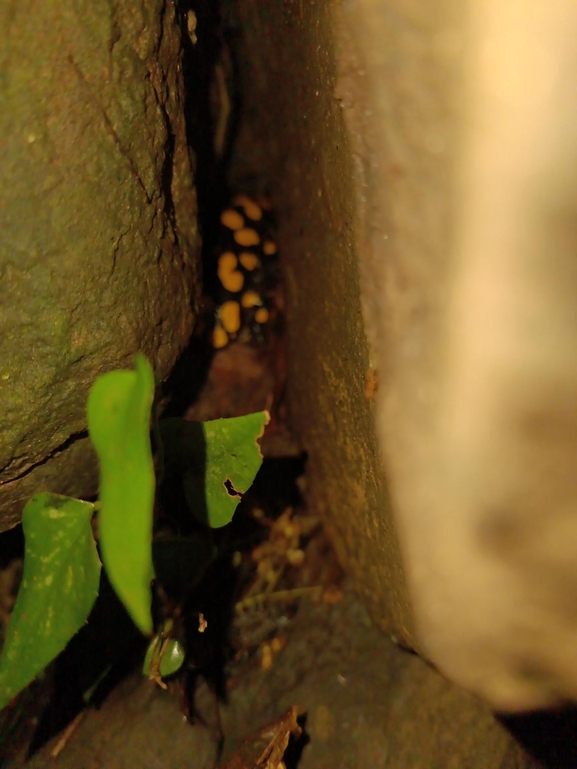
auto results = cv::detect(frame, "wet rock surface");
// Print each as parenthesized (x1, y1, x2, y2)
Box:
(26, 583, 535, 769)
(0, 0, 199, 530)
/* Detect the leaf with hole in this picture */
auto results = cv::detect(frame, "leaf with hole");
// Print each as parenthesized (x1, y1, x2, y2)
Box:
(0, 494, 100, 710)
(160, 411, 269, 528)
(87, 353, 156, 634)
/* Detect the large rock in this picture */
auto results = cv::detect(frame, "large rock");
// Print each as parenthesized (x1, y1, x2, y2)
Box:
(0, 0, 199, 530)
(341, 0, 577, 712)
(229, 0, 577, 713)
(228, 0, 415, 652)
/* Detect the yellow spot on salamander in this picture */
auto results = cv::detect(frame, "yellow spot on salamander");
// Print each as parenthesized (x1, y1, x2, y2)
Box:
(219, 300, 241, 333)
(234, 228, 260, 247)
(255, 307, 269, 324)
(218, 251, 244, 292)
(241, 290, 261, 308)
(220, 270, 244, 292)
(239, 252, 260, 271)
(220, 208, 245, 230)
(218, 251, 237, 272)
(263, 240, 277, 255)
(232, 194, 263, 221)
(212, 326, 229, 349)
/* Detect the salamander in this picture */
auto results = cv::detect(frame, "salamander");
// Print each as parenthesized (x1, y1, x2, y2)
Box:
(211, 194, 280, 349)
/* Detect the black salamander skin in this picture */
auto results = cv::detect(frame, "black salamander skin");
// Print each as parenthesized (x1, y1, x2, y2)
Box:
(212, 194, 279, 349)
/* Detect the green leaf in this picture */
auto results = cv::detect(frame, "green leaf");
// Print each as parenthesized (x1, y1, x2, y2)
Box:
(87, 353, 156, 634)
(143, 635, 185, 680)
(200, 412, 269, 527)
(160, 411, 269, 528)
(0, 494, 100, 710)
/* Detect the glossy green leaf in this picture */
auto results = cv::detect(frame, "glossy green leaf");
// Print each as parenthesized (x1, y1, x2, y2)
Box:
(200, 412, 269, 527)
(143, 635, 185, 680)
(160, 411, 269, 528)
(87, 353, 155, 634)
(0, 494, 100, 710)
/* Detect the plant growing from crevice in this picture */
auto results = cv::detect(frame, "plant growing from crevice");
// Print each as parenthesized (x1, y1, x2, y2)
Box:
(0, 353, 269, 709)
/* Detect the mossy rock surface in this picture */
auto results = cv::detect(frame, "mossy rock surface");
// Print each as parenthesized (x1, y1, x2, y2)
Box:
(0, 0, 199, 530)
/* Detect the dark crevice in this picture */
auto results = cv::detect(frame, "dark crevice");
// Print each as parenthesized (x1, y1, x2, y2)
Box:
(501, 708, 577, 768)
(179, 0, 231, 289)
(161, 0, 230, 414)
(158, 101, 178, 246)
(0, 430, 89, 487)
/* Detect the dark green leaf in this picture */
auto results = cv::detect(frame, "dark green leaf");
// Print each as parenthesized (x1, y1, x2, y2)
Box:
(0, 494, 100, 710)
(87, 353, 155, 634)
(160, 412, 269, 528)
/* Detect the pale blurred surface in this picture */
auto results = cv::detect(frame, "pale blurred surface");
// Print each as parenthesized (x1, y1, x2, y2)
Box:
(231, 0, 577, 711)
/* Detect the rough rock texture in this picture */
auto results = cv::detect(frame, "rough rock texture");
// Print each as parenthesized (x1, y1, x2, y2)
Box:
(25, 587, 541, 769)
(0, 0, 199, 529)
(229, 0, 415, 646)
(230, 0, 577, 713)
(337, 0, 577, 712)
